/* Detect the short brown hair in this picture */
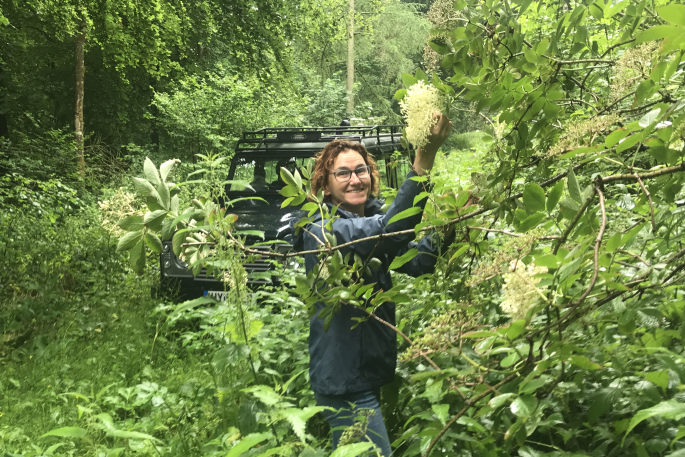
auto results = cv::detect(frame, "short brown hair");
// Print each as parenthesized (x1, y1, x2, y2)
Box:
(309, 139, 381, 201)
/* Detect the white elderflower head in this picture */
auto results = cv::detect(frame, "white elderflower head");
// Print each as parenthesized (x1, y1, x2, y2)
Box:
(500, 261, 547, 320)
(400, 80, 445, 149)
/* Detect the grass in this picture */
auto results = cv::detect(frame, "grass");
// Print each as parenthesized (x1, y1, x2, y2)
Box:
(431, 130, 489, 193)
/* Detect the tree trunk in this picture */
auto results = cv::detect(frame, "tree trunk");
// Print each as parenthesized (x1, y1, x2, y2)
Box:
(0, 64, 8, 138)
(346, 0, 354, 115)
(74, 21, 86, 176)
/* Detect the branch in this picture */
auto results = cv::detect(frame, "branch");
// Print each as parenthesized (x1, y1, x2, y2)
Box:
(551, 58, 616, 65)
(594, 91, 636, 117)
(421, 373, 518, 457)
(568, 76, 599, 102)
(529, 185, 608, 339)
(600, 38, 636, 58)
(560, 98, 598, 112)
(635, 174, 657, 233)
(602, 163, 685, 183)
(365, 309, 466, 398)
(553, 189, 597, 255)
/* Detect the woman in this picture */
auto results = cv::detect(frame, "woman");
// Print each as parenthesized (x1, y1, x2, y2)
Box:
(292, 113, 453, 455)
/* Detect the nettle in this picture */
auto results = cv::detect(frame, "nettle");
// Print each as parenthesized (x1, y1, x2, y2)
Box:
(111, 3, 685, 457)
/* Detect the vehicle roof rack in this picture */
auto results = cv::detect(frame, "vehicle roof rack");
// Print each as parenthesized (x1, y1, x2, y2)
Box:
(235, 125, 406, 156)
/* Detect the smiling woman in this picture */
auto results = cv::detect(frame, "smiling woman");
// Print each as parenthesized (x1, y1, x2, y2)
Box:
(309, 139, 382, 216)
(294, 113, 453, 455)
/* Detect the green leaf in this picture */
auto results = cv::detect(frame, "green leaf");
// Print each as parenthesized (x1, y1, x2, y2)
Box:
(172, 229, 189, 256)
(518, 212, 545, 232)
(623, 401, 685, 444)
(535, 254, 561, 269)
(657, 4, 685, 26)
(132, 177, 157, 198)
(389, 248, 418, 270)
(510, 395, 538, 418)
(635, 26, 684, 44)
(455, 190, 470, 208)
(117, 231, 143, 252)
(279, 168, 297, 188)
(41, 427, 88, 439)
(394, 88, 407, 101)
(118, 216, 144, 232)
(156, 181, 170, 210)
(605, 232, 623, 253)
(402, 73, 418, 88)
(567, 168, 582, 203)
(429, 40, 450, 55)
(633, 79, 656, 108)
(159, 159, 178, 182)
(143, 157, 160, 185)
(225, 433, 272, 457)
(523, 183, 546, 214)
(145, 232, 163, 254)
(536, 38, 549, 55)
(569, 355, 602, 370)
(130, 239, 146, 274)
(519, 378, 547, 394)
(559, 197, 581, 219)
(547, 181, 564, 213)
(605, 128, 631, 148)
(665, 51, 683, 80)
(489, 393, 515, 409)
(524, 48, 538, 63)
(639, 108, 662, 128)
(167, 296, 216, 321)
(330, 442, 376, 457)
(144, 210, 168, 231)
(387, 206, 422, 226)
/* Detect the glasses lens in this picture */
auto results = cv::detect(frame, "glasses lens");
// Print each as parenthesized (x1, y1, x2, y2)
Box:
(356, 166, 370, 178)
(334, 170, 352, 182)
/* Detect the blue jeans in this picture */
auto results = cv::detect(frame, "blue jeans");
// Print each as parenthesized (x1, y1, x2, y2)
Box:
(315, 389, 392, 456)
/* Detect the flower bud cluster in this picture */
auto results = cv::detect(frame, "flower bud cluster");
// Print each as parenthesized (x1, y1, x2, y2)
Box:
(400, 80, 445, 149)
(500, 261, 547, 320)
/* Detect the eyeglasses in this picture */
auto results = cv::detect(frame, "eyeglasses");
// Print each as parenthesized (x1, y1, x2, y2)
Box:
(330, 165, 371, 183)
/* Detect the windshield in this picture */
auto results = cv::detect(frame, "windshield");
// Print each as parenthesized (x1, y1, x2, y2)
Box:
(228, 157, 311, 193)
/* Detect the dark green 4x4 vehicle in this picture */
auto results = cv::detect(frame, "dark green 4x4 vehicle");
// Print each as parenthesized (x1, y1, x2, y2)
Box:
(160, 124, 412, 301)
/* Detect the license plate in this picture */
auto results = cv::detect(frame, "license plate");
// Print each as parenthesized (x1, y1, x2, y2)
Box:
(204, 290, 227, 301)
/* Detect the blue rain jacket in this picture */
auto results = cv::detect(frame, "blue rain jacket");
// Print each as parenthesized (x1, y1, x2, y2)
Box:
(292, 171, 453, 395)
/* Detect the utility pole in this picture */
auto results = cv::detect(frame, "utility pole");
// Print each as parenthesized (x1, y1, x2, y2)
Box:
(346, 0, 354, 115)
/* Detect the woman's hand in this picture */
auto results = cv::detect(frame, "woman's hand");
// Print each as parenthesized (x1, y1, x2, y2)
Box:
(413, 111, 452, 175)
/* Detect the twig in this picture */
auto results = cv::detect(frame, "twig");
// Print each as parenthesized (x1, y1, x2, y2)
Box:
(635, 174, 657, 233)
(560, 98, 598, 112)
(600, 38, 636, 58)
(553, 189, 597, 255)
(365, 310, 466, 399)
(602, 162, 685, 183)
(551, 58, 616, 65)
(618, 249, 650, 266)
(594, 91, 636, 117)
(568, 76, 599, 102)
(421, 373, 518, 457)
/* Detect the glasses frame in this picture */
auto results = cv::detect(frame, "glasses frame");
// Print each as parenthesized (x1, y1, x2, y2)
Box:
(329, 165, 372, 183)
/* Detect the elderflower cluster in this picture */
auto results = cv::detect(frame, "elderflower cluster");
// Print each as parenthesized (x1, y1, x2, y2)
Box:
(98, 187, 144, 235)
(400, 80, 445, 149)
(546, 114, 620, 157)
(500, 261, 547, 320)
(610, 42, 659, 99)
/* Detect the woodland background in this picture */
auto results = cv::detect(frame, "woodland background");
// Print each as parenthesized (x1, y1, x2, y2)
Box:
(1, 0, 685, 456)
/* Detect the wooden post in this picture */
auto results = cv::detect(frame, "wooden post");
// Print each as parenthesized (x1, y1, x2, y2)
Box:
(346, 0, 354, 115)
(74, 21, 86, 176)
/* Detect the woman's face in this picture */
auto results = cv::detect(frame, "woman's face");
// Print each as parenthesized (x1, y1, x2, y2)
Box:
(324, 150, 371, 216)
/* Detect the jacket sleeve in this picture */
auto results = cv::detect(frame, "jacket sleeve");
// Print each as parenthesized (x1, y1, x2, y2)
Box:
(306, 171, 429, 258)
(394, 230, 456, 277)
